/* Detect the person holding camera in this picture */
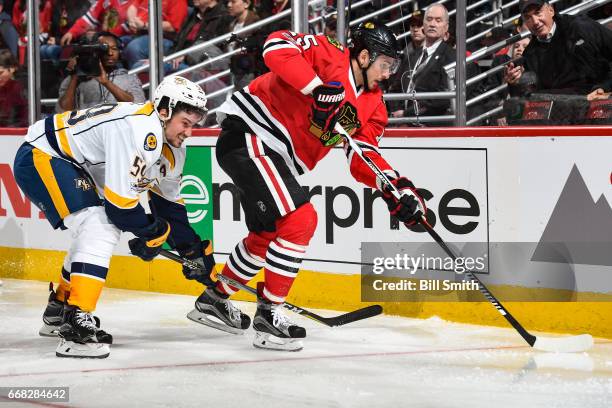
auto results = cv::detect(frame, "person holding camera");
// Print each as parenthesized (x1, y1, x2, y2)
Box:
(504, 0, 612, 99)
(57, 32, 145, 112)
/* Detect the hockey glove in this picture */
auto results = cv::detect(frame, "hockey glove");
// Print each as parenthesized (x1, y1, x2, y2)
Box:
(178, 240, 216, 287)
(128, 218, 171, 262)
(381, 176, 427, 226)
(309, 102, 360, 147)
(309, 83, 346, 146)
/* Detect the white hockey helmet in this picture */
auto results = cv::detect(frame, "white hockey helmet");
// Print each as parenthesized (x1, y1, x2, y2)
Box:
(153, 75, 208, 120)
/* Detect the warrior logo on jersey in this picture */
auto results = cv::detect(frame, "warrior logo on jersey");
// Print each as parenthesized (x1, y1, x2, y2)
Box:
(144, 133, 157, 151)
(326, 36, 344, 51)
(75, 178, 93, 191)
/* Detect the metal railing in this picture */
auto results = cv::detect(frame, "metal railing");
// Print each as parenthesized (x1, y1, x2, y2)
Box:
(25, 0, 612, 126)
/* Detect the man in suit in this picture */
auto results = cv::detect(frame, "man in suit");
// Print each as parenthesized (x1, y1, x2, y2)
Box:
(390, 3, 456, 124)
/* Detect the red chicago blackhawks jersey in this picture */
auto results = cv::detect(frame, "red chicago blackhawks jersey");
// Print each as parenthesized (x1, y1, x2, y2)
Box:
(217, 30, 394, 189)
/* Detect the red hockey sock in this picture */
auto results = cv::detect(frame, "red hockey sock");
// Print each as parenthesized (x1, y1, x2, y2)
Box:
(216, 231, 275, 295)
(262, 203, 317, 303)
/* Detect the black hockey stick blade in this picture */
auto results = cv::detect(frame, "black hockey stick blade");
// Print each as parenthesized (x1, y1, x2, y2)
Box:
(216, 274, 383, 327)
(306, 304, 383, 327)
(158, 249, 384, 327)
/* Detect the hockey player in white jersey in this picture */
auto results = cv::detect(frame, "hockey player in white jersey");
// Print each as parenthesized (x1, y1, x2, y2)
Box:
(13, 76, 214, 358)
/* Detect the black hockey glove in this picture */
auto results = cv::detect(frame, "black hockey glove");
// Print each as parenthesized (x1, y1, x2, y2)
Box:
(381, 176, 427, 226)
(309, 82, 346, 146)
(178, 240, 216, 287)
(128, 218, 171, 262)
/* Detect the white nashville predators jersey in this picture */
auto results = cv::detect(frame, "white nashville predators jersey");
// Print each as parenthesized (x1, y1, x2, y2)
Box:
(25, 102, 184, 210)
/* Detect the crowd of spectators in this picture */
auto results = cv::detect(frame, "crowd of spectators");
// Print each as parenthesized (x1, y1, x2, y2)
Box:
(0, 0, 610, 128)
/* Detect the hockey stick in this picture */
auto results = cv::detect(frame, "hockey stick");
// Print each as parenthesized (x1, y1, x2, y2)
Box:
(159, 249, 383, 327)
(215, 274, 383, 327)
(334, 123, 594, 353)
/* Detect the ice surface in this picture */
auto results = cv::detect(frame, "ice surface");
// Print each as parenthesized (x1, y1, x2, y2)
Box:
(0, 279, 610, 408)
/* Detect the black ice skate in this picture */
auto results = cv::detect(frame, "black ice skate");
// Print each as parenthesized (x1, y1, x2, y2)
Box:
(39, 283, 107, 339)
(252, 284, 306, 352)
(187, 287, 251, 335)
(56, 305, 112, 359)
(39, 283, 64, 337)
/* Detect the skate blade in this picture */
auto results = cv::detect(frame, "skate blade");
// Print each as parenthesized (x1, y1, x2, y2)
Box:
(253, 331, 303, 352)
(186, 309, 244, 335)
(55, 339, 110, 359)
(39, 324, 60, 337)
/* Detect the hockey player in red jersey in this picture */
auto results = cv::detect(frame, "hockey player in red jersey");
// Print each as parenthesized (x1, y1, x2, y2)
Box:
(194, 22, 427, 351)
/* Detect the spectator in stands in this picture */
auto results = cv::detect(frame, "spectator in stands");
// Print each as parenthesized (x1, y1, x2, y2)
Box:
(505, 0, 612, 100)
(0, 49, 27, 127)
(404, 9, 425, 56)
(170, 0, 232, 69)
(13, 1, 52, 54)
(0, 0, 18, 58)
(228, 0, 259, 32)
(322, 10, 337, 39)
(386, 10, 424, 112)
(123, 0, 188, 69)
(59, 0, 138, 46)
(227, 0, 260, 89)
(388, 4, 456, 124)
(256, 0, 284, 20)
(57, 32, 145, 112)
(261, 0, 290, 31)
(482, 35, 532, 125)
(38, 0, 91, 61)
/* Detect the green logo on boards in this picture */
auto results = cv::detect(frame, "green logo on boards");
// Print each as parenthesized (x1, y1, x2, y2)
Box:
(181, 146, 214, 243)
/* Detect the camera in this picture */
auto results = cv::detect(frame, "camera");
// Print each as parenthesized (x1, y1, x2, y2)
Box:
(72, 43, 109, 77)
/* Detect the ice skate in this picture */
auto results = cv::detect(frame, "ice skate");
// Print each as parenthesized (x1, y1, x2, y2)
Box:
(39, 283, 107, 339)
(187, 287, 251, 335)
(252, 287, 306, 352)
(39, 283, 64, 337)
(56, 305, 112, 359)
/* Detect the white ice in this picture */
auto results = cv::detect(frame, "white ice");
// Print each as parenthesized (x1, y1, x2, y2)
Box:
(0, 279, 610, 408)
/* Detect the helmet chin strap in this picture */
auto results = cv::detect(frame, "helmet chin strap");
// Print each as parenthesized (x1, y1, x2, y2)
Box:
(360, 60, 371, 92)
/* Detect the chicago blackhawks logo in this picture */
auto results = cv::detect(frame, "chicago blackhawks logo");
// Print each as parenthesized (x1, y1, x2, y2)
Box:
(326, 36, 344, 51)
(336, 103, 361, 133)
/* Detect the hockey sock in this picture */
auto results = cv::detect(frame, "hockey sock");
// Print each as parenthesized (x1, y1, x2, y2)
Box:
(55, 267, 71, 302)
(216, 231, 273, 295)
(67, 263, 108, 312)
(262, 203, 317, 303)
(262, 239, 306, 303)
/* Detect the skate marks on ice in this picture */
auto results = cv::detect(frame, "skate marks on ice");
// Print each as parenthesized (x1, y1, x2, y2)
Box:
(0, 280, 610, 408)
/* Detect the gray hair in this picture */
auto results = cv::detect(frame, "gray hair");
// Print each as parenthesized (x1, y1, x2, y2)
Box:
(424, 3, 450, 24)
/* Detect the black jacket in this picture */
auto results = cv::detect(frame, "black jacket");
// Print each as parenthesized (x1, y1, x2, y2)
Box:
(389, 41, 481, 120)
(513, 14, 612, 96)
(390, 41, 456, 117)
(173, 3, 233, 54)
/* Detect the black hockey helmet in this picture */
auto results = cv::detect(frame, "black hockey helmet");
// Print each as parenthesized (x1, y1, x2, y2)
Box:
(349, 21, 400, 91)
(349, 21, 401, 62)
